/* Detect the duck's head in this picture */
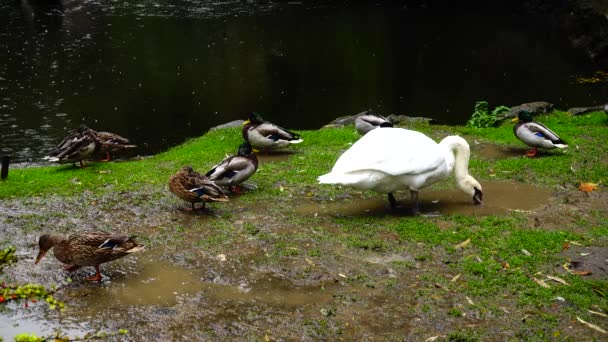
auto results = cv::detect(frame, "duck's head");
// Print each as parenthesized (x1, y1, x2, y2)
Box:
(35, 234, 61, 264)
(243, 112, 264, 126)
(181, 166, 194, 173)
(237, 142, 257, 156)
(512, 110, 533, 123)
(457, 175, 483, 205)
(78, 124, 91, 134)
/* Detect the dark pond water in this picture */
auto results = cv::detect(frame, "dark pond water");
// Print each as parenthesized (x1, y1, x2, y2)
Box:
(1, 0, 606, 162)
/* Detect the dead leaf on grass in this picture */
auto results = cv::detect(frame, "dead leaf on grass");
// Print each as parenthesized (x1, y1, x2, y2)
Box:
(522, 249, 532, 256)
(577, 316, 608, 334)
(425, 336, 442, 342)
(572, 270, 593, 276)
(451, 274, 461, 282)
(532, 277, 550, 288)
(454, 238, 471, 249)
(501, 261, 510, 269)
(579, 182, 599, 193)
(546, 275, 569, 286)
(589, 310, 608, 318)
(466, 296, 474, 305)
(563, 262, 592, 275)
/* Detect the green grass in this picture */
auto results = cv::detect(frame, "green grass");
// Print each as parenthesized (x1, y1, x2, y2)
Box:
(2, 110, 607, 339)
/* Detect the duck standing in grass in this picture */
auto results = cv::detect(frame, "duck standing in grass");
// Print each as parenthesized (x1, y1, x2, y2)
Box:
(35, 232, 144, 282)
(355, 113, 393, 135)
(169, 166, 229, 210)
(318, 127, 483, 215)
(205, 142, 258, 193)
(43, 125, 98, 167)
(92, 130, 137, 161)
(242, 112, 302, 151)
(512, 110, 567, 157)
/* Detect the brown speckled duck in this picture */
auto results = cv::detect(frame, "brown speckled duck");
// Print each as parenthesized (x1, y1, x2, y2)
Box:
(35, 232, 144, 282)
(43, 125, 98, 167)
(169, 166, 229, 210)
(92, 130, 137, 161)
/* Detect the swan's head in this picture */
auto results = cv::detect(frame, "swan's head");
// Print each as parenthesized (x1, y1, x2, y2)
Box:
(457, 175, 483, 205)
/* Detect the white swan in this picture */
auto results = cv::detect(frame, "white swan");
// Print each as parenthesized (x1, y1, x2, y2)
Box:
(318, 127, 483, 213)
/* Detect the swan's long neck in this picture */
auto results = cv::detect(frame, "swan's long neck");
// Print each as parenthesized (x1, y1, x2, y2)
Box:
(439, 136, 471, 180)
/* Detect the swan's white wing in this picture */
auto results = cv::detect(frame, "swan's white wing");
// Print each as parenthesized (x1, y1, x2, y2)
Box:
(330, 128, 445, 176)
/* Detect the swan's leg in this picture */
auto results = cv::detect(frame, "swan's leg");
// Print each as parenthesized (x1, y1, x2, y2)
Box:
(387, 193, 397, 208)
(410, 190, 419, 215)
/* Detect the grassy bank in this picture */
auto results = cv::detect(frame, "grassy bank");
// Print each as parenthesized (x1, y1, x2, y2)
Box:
(1, 111, 607, 340)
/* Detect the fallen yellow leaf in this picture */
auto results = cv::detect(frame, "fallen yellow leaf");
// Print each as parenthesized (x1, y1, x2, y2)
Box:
(577, 316, 608, 334)
(589, 310, 608, 318)
(579, 182, 599, 193)
(546, 275, 569, 286)
(455, 238, 471, 249)
(532, 277, 550, 288)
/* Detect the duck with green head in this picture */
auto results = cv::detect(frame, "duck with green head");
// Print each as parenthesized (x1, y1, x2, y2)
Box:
(512, 110, 567, 157)
(242, 112, 303, 151)
(205, 142, 259, 193)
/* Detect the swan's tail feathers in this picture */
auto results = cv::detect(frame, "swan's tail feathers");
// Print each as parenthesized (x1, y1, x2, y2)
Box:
(554, 144, 568, 149)
(318, 173, 341, 184)
(289, 138, 303, 144)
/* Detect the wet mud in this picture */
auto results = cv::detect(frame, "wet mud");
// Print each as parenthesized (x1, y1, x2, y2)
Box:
(297, 181, 552, 217)
(0, 178, 606, 340)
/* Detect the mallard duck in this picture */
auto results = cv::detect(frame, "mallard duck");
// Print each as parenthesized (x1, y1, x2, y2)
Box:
(318, 127, 483, 214)
(43, 125, 98, 167)
(205, 142, 258, 193)
(35, 232, 144, 282)
(92, 131, 137, 161)
(242, 112, 303, 150)
(355, 114, 393, 135)
(169, 166, 229, 210)
(512, 110, 567, 157)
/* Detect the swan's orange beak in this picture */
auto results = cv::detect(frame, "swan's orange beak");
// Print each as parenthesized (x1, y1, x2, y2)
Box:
(35, 249, 46, 264)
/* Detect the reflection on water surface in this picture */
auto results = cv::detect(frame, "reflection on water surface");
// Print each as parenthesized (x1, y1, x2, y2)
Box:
(1, 1, 605, 162)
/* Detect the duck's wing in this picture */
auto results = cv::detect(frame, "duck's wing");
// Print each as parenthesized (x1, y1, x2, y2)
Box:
(253, 122, 301, 141)
(65, 232, 142, 265)
(47, 134, 97, 162)
(206, 156, 256, 185)
(521, 122, 566, 145)
(95, 131, 131, 144)
(358, 115, 391, 126)
(189, 174, 228, 201)
(330, 128, 444, 176)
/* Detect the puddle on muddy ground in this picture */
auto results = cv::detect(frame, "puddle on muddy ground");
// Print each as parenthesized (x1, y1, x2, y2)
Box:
(472, 143, 526, 160)
(560, 246, 608, 280)
(297, 181, 552, 217)
(256, 151, 294, 164)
